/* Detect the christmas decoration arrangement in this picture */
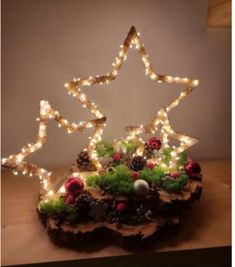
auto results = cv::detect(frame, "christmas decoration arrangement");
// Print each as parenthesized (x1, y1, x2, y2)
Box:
(2, 26, 202, 249)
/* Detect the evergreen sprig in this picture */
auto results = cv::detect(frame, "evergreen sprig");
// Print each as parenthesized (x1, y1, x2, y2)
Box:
(95, 141, 114, 158)
(178, 152, 187, 166)
(121, 141, 138, 154)
(162, 146, 173, 165)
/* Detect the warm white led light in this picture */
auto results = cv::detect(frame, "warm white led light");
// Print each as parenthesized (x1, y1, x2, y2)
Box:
(1, 26, 199, 199)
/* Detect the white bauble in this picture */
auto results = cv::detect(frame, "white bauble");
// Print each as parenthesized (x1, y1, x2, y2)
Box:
(133, 179, 149, 196)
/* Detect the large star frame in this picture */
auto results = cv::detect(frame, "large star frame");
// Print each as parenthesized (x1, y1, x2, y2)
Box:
(2, 26, 199, 199)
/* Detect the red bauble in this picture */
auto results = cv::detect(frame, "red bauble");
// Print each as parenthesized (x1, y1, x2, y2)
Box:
(64, 193, 75, 204)
(147, 137, 162, 151)
(113, 153, 121, 161)
(170, 171, 180, 179)
(131, 171, 140, 180)
(146, 162, 155, 169)
(64, 177, 84, 195)
(116, 202, 127, 213)
(184, 161, 201, 178)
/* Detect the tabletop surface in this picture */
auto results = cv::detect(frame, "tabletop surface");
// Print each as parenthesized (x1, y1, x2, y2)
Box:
(1, 160, 231, 266)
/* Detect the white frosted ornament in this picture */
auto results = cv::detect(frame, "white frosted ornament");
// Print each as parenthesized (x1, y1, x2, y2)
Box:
(115, 142, 127, 154)
(133, 179, 149, 196)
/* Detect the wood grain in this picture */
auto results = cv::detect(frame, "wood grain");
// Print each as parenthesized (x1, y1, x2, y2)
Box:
(208, 0, 231, 27)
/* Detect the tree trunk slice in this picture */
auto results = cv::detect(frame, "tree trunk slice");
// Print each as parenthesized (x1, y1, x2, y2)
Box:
(38, 179, 202, 249)
(44, 216, 179, 250)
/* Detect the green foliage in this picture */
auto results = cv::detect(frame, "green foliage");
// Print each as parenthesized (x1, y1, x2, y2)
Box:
(86, 165, 133, 195)
(86, 161, 189, 195)
(39, 198, 77, 222)
(95, 141, 114, 158)
(162, 146, 174, 165)
(86, 174, 103, 188)
(121, 141, 138, 154)
(162, 171, 188, 193)
(177, 152, 187, 166)
(140, 166, 165, 186)
(163, 146, 187, 168)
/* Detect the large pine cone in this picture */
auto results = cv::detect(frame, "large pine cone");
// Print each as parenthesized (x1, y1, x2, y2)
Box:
(74, 192, 93, 220)
(130, 155, 146, 171)
(77, 151, 92, 170)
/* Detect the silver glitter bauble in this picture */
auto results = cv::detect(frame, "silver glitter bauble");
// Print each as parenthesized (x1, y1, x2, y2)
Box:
(133, 179, 149, 196)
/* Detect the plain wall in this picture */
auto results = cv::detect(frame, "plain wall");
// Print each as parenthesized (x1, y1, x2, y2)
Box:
(2, 0, 231, 168)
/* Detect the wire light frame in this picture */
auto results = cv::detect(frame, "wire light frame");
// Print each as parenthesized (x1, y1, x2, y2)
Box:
(2, 26, 199, 199)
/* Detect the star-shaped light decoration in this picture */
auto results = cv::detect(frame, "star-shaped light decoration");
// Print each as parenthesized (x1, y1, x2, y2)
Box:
(2, 85, 106, 198)
(65, 26, 199, 169)
(2, 26, 199, 199)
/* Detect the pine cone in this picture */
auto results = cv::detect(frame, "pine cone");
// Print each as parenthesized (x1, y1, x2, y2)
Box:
(130, 155, 146, 171)
(89, 200, 109, 221)
(74, 192, 92, 218)
(144, 142, 155, 155)
(77, 151, 91, 170)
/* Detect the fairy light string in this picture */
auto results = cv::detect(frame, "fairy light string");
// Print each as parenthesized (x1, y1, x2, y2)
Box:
(2, 26, 199, 199)
(125, 107, 198, 169)
(2, 100, 106, 198)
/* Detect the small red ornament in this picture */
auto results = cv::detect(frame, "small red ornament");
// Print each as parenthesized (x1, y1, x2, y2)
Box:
(170, 171, 180, 179)
(131, 171, 140, 180)
(64, 177, 84, 195)
(147, 162, 155, 169)
(64, 193, 75, 204)
(116, 202, 127, 213)
(184, 161, 201, 178)
(147, 137, 162, 151)
(98, 167, 105, 175)
(113, 153, 121, 161)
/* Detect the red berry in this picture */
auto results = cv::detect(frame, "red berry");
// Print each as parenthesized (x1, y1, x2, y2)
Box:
(146, 162, 155, 169)
(98, 167, 105, 175)
(131, 171, 140, 180)
(113, 153, 121, 161)
(170, 171, 180, 179)
(116, 202, 127, 213)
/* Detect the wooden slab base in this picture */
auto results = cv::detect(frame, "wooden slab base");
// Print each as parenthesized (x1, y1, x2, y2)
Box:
(43, 216, 179, 250)
(38, 179, 202, 250)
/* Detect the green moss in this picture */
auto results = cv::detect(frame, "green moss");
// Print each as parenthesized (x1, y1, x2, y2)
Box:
(86, 165, 133, 195)
(95, 141, 114, 158)
(86, 162, 189, 195)
(140, 166, 165, 186)
(39, 198, 77, 222)
(86, 174, 103, 188)
(162, 171, 188, 193)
